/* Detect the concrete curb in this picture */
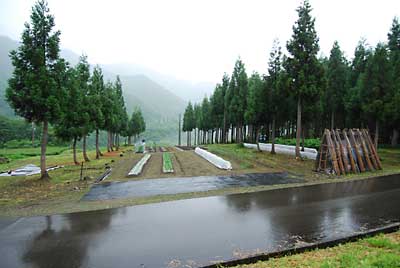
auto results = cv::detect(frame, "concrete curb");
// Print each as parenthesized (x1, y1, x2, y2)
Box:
(201, 223, 400, 268)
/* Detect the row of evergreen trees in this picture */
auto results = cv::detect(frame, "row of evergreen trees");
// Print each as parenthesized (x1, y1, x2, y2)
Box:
(6, 0, 145, 179)
(53, 57, 146, 165)
(182, 1, 400, 156)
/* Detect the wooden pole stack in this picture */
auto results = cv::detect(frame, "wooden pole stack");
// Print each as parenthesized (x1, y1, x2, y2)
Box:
(316, 129, 382, 175)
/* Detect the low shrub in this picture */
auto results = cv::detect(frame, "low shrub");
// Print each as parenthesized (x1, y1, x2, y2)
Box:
(273, 137, 321, 149)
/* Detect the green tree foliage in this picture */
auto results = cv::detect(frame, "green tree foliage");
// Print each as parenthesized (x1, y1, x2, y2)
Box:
(245, 72, 265, 145)
(0, 116, 32, 146)
(344, 39, 371, 128)
(182, 102, 195, 146)
(89, 66, 105, 159)
(54, 56, 91, 164)
(266, 39, 286, 153)
(326, 41, 349, 129)
(286, 0, 324, 158)
(6, 0, 66, 179)
(361, 43, 392, 148)
(386, 17, 400, 145)
(228, 58, 248, 143)
(127, 108, 146, 145)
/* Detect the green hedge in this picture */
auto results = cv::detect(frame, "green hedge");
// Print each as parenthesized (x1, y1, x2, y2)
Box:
(273, 138, 321, 150)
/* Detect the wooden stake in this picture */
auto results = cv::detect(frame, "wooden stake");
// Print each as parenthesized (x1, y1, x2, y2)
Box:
(364, 129, 382, 169)
(335, 130, 350, 173)
(357, 129, 374, 171)
(332, 129, 346, 175)
(343, 130, 358, 173)
(349, 129, 365, 172)
(326, 129, 341, 175)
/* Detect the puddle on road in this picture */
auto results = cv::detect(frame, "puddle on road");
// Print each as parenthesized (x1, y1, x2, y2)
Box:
(82, 172, 304, 201)
(1, 174, 399, 268)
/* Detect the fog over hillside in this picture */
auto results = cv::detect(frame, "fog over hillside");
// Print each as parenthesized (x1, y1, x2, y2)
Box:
(0, 35, 198, 144)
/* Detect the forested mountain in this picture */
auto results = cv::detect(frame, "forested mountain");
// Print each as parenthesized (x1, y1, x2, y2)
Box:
(0, 35, 185, 143)
(102, 63, 214, 102)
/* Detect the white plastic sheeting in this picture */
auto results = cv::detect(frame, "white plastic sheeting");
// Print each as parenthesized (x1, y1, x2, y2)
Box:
(243, 143, 317, 160)
(0, 164, 63, 177)
(128, 154, 151, 176)
(195, 147, 232, 170)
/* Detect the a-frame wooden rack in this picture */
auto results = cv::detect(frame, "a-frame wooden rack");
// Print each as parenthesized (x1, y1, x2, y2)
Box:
(316, 129, 382, 175)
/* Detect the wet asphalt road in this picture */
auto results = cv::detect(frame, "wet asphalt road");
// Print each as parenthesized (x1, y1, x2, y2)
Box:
(82, 172, 304, 201)
(1, 174, 399, 268)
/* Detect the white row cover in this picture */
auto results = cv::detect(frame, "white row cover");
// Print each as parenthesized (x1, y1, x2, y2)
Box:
(195, 147, 232, 170)
(128, 154, 151, 176)
(0, 164, 63, 177)
(243, 143, 317, 160)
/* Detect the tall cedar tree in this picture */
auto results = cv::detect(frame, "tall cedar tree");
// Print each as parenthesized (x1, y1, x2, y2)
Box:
(387, 17, 400, 146)
(127, 108, 146, 144)
(89, 66, 105, 159)
(114, 76, 128, 150)
(200, 97, 211, 144)
(286, 0, 323, 158)
(326, 41, 348, 129)
(182, 102, 194, 146)
(6, 0, 66, 179)
(194, 103, 202, 145)
(55, 57, 90, 165)
(267, 39, 284, 154)
(344, 39, 370, 128)
(75, 55, 91, 162)
(228, 58, 248, 143)
(245, 72, 265, 148)
(361, 43, 392, 149)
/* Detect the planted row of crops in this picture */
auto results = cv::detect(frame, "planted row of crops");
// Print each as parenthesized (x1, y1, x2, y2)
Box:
(162, 152, 174, 173)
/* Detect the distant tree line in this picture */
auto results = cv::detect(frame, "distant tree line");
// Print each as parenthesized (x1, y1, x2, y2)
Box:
(182, 1, 400, 156)
(5, 0, 145, 179)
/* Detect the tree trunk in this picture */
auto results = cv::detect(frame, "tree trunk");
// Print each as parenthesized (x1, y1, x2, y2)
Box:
(128, 136, 132, 146)
(40, 120, 49, 180)
(107, 131, 111, 152)
(391, 129, 399, 147)
(374, 120, 379, 150)
(211, 130, 214, 144)
(223, 113, 227, 143)
(83, 135, 90, 162)
(73, 136, 79, 165)
(331, 111, 334, 130)
(31, 122, 35, 147)
(256, 127, 261, 152)
(271, 117, 276, 154)
(110, 133, 114, 151)
(116, 134, 119, 151)
(301, 126, 305, 152)
(295, 97, 302, 159)
(95, 129, 102, 159)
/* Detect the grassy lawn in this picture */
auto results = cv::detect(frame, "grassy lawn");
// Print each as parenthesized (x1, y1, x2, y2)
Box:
(231, 230, 400, 268)
(0, 144, 399, 217)
(0, 145, 127, 216)
(206, 144, 400, 181)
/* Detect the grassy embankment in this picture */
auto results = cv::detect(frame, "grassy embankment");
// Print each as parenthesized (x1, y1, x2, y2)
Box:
(0, 144, 399, 217)
(230, 230, 400, 268)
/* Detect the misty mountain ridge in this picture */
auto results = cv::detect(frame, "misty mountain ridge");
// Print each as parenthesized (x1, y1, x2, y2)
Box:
(102, 62, 215, 102)
(0, 35, 188, 125)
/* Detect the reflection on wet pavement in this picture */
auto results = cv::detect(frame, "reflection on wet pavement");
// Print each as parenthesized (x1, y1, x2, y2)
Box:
(0, 174, 399, 268)
(82, 172, 304, 201)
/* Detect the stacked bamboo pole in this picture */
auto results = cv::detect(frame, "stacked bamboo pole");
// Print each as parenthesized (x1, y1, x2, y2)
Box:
(316, 129, 382, 175)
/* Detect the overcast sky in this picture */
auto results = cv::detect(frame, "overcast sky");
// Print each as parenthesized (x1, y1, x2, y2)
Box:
(0, 0, 399, 83)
